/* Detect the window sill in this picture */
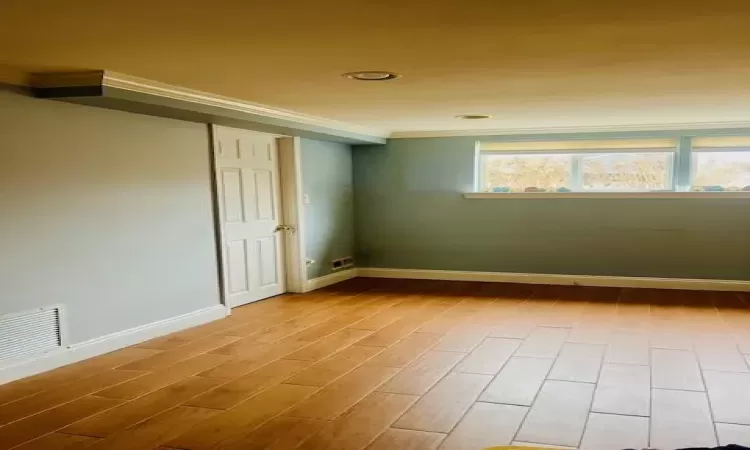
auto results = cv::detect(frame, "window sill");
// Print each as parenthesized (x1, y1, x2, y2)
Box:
(463, 192, 750, 199)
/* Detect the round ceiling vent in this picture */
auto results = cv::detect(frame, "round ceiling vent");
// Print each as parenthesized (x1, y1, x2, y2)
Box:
(342, 71, 401, 81)
(456, 114, 493, 120)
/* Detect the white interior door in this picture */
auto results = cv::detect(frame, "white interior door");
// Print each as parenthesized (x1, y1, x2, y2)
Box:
(213, 126, 286, 308)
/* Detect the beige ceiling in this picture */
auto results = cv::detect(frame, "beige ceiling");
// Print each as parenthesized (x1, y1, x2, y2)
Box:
(2, 0, 750, 135)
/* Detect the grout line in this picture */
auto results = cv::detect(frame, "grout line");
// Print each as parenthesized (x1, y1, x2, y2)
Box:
(648, 341, 673, 445)
(699, 366, 750, 374)
(714, 420, 750, 427)
(625, 286, 654, 450)
(474, 328, 527, 404)
(545, 377, 598, 385)
(477, 400, 533, 408)
(576, 367, 600, 448)
(694, 338, 721, 447)
(586, 410, 651, 419)
(575, 338, 610, 448)
(650, 385, 706, 393)
(180, 404, 228, 412)
(509, 373, 548, 443)
(647, 341, 654, 419)
(386, 422, 451, 433)
(56, 429, 105, 439)
(579, 411, 593, 450)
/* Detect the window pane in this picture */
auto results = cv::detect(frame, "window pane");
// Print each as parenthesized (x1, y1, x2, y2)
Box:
(692, 152, 750, 191)
(482, 154, 572, 192)
(582, 153, 672, 191)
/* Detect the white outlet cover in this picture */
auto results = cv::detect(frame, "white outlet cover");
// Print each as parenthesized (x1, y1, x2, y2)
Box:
(303, 194, 311, 205)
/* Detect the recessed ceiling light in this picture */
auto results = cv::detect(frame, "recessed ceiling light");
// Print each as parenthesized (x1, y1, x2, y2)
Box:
(343, 71, 401, 81)
(456, 114, 493, 120)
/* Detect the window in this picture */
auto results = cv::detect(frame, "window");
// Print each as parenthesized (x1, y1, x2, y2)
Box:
(481, 154, 572, 192)
(691, 137, 750, 192)
(479, 138, 676, 193)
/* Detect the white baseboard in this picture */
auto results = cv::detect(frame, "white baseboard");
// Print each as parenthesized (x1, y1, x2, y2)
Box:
(358, 267, 750, 292)
(0, 304, 229, 385)
(304, 268, 359, 292)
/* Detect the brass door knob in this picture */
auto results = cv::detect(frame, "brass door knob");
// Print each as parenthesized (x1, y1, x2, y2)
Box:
(274, 224, 296, 233)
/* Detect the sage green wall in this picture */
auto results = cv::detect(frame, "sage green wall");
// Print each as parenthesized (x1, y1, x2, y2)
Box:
(300, 139, 355, 279)
(353, 136, 750, 280)
(0, 89, 221, 344)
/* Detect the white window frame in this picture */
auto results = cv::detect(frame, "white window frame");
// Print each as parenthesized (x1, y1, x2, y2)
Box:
(470, 134, 750, 199)
(478, 142, 677, 194)
(690, 144, 750, 190)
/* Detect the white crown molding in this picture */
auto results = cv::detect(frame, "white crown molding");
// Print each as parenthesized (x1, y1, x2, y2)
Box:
(388, 122, 750, 139)
(30, 70, 387, 143)
(101, 72, 389, 139)
(26, 70, 750, 141)
(358, 267, 750, 292)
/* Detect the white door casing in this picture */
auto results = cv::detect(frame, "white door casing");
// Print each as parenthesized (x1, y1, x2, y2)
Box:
(213, 126, 286, 307)
(278, 137, 307, 293)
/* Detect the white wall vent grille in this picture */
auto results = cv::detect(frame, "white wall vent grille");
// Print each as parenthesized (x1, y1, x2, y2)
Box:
(332, 256, 355, 271)
(0, 307, 63, 365)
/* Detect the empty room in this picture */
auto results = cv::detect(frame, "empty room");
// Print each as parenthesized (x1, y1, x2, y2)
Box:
(2, 1, 750, 449)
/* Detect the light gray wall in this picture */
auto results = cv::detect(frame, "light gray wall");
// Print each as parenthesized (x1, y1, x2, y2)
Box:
(0, 90, 221, 344)
(300, 138, 355, 279)
(353, 137, 750, 281)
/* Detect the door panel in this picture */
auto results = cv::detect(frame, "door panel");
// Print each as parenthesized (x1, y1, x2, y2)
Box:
(226, 240, 250, 294)
(257, 236, 279, 287)
(252, 169, 275, 220)
(214, 126, 285, 307)
(220, 168, 244, 223)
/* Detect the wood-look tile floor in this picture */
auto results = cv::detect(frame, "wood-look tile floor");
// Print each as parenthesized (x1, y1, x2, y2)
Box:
(3, 279, 750, 450)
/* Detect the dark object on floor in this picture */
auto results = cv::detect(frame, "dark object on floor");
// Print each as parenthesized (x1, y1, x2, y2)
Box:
(679, 446, 750, 450)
